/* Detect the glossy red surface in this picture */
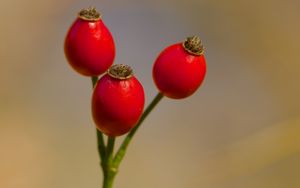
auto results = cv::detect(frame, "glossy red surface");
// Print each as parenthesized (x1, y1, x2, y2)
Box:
(92, 74, 145, 136)
(64, 18, 115, 76)
(153, 43, 206, 99)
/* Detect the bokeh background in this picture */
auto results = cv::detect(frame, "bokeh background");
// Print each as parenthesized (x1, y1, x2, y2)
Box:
(1, 0, 300, 187)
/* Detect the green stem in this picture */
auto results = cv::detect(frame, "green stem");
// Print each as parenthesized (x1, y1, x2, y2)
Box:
(91, 77, 106, 162)
(105, 137, 115, 164)
(102, 173, 115, 188)
(92, 76, 98, 87)
(113, 92, 164, 167)
(97, 129, 106, 161)
(102, 137, 116, 188)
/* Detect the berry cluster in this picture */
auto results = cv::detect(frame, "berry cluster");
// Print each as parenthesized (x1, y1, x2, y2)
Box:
(64, 7, 206, 136)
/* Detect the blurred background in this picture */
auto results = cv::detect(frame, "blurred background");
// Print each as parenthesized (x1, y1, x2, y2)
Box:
(1, 0, 300, 187)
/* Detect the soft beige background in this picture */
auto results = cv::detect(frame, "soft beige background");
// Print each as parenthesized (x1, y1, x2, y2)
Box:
(1, 0, 300, 188)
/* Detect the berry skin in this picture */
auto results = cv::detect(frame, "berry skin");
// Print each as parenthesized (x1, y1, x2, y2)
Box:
(92, 64, 145, 136)
(64, 7, 115, 76)
(152, 36, 206, 99)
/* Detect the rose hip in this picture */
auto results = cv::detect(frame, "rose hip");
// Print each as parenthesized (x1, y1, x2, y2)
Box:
(64, 7, 115, 76)
(92, 64, 145, 136)
(152, 36, 206, 99)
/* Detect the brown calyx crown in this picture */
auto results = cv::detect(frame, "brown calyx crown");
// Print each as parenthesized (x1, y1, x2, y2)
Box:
(78, 7, 101, 21)
(182, 36, 204, 56)
(108, 64, 133, 80)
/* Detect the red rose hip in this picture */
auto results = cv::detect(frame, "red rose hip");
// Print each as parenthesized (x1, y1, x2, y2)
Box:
(92, 64, 145, 136)
(64, 7, 115, 76)
(152, 36, 206, 99)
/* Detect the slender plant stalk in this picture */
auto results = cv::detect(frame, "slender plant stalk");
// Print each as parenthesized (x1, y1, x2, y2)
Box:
(97, 130, 106, 162)
(91, 76, 98, 87)
(102, 137, 116, 188)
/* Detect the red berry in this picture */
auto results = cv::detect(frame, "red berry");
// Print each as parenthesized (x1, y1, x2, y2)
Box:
(152, 36, 206, 99)
(92, 64, 145, 136)
(64, 7, 115, 76)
